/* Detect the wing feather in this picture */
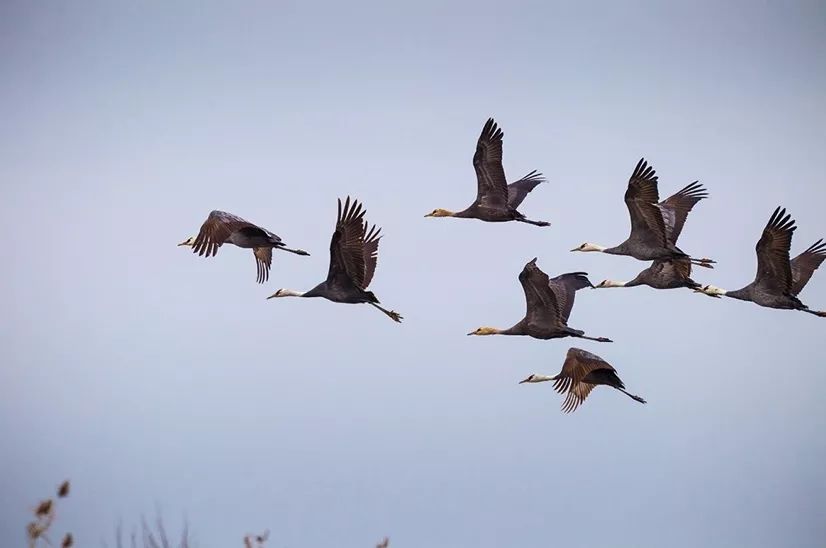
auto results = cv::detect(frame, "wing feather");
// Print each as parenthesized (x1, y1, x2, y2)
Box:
(472, 118, 509, 209)
(507, 170, 545, 209)
(623, 158, 667, 246)
(253, 247, 272, 284)
(658, 181, 708, 244)
(518, 258, 561, 327)
(754, 206, 796, 294)
(790, 238, 826, 296)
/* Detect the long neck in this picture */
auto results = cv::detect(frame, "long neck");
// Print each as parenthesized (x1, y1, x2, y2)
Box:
(278, 289, 306, 297)
(603, 244, 625, 255)
(532, 375, 557, 383)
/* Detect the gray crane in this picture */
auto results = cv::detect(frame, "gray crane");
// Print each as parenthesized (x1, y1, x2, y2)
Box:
(467, 258, 612, 342)
(519, 347, 646, 413)
(179, 210, 309, 283)
(424, 118, 550, 226)
(571, 158, 714, 268)
(696, 207, 826, 317)
(267, 197, 402, 323)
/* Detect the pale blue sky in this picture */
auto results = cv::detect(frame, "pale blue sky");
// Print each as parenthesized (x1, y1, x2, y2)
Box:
(1, 1, 825, 546)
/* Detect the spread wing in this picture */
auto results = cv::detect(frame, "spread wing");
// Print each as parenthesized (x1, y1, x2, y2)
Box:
(658, 181, 708, 244)
(507, 170, 545, 209)
(362, 223, 382, 289)
(624, 158, 667, 247)
(555, 348, 615, 413)
(518, 258, 561, 327)
(472, 118, 509, 210)
(790, 238, 826, 296)
(327, 197, 370, 289)
(548, 272, 593, 324)
(191, 210, 271, 258)
(753, 207, 796, 294)
(253, 247, 272, 284)
(647, 258, 694, 284)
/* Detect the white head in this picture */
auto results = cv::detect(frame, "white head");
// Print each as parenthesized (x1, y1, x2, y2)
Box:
(518, 374, 555, 384)
(595, 279, 626, 289)
(571, 242, 607, 253)
(694, 284, 726, 298)
(266, 288, 305, 299)
(178, 237, 196, 247)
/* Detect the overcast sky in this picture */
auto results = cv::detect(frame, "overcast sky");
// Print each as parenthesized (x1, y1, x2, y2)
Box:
(1, 1, 825, 546)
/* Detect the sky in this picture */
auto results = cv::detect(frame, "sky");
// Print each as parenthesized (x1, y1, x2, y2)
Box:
(1, 1, 825, 546)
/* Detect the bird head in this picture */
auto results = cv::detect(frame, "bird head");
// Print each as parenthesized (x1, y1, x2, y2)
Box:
(693, 284, 725, 298)
(467, 326, 499, 336)
(424, 208, 455, 218)
(178, 237, 195, 247)
(571, 242, 605, 253)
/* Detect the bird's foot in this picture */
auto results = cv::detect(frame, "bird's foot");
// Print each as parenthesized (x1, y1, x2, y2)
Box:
(598, 337, 613, 343)
(814, 310, 826, 318)
(387, 310, 403, 323)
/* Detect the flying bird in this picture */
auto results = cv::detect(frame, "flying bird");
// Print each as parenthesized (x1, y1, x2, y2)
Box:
(467, 258, 612, 342)
(571, 159, 714, 268)
(519, 348, 646, 413)
(696, 207, 826, 317)
(267, 197, 402, 323)
(179, 210, 309, 283)
(424, 118, 550, 226)
(596, 258, 700, 290)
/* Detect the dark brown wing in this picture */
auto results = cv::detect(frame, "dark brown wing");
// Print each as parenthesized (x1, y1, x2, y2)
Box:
(555, 348, 615, 413)
(518, 258, 561, 327)
(790, 238, 826, 296)
(362, 223, 382, 289)
(472, 118, 509, 209)
(658, 181, 708, 244)
(753, 207, 796, 294)
(253, 247, 272, 284)
(327, 197, 369, 289)
(191, 210, 266, 258)
(548, 272, 593, 324)
(624, 158, 667, 246)
(507, 170, 545, 209)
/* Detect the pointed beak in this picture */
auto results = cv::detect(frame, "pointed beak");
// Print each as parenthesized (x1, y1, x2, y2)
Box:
(518, 378, 530, 384)
(570, 247, 580, 252)
(266, 292, 279, 300)
(466, 331, 475, 336)
(424, 213, 433, 218)
(177, 241, 189, 246)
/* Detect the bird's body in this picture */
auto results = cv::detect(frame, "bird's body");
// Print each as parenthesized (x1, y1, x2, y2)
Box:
(572, 159, 714, 268)
(697, 208, 826, 317)
(520, 347, 646, 413)
(267, 197, 402, 323)
(179, 210, 309, 283)
(425, 118, 550, 227)
(468, 258, 612, 342)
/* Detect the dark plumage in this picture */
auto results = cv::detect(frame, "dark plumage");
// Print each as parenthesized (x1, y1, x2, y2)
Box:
(425, 118, 550, 226)
(179, 210, 309, 283)
(467, 258, 612, 342)
(267, 197, 402, 323)
(696, 207, 826, 317)
(572, 158, 714, 268)
(520, 348, 646, 413)
(596, 181, 710, 290)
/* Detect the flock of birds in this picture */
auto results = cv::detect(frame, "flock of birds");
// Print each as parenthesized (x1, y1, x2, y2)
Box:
(178, 118, 825, 413)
